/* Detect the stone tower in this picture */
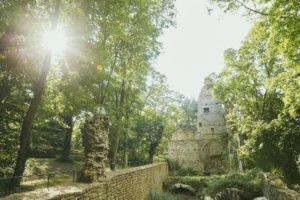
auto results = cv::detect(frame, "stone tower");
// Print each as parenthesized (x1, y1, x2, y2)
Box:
(166, 79, 227, 174)
(197, 79, 226, 133)
(197, 79, 227, 173)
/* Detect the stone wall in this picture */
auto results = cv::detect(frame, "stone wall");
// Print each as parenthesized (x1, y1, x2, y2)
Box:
(165, 80, 227, 174)
(262, 173, 300, 200)
(166, 129, 226, 174)
(57, 163, 167, 200)
(4, 163, 168, 200)
(167, 130, 203, 172)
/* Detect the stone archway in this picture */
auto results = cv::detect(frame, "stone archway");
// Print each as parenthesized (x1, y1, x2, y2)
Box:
(203, 141, 224, 173)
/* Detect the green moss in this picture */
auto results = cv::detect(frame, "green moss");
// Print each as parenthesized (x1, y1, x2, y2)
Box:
(164, 176, 208, 193)
(148, 190, 178, 200)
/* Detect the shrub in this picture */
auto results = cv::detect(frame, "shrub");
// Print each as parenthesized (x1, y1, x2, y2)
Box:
(203, 170, 263, 198)
(165, 158, 181, 171)
(164, 170, 263, 198)
(165, 158, 198, 176)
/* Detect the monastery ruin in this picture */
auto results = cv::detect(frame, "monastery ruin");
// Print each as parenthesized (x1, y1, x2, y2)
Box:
(167, 80, 227, 174)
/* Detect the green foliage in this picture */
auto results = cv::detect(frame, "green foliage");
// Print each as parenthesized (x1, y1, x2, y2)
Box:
(165, 171, 263, 198)
(177, 96, 197, 130)
(207, 1, 300, 182)
(0, 0, 176, 178)
(166, 158, 181, 171)
(166, 158, 198, 176)
(148, 190, 178, 200)
(164, 176, 207, 193)
(203, 170, 263, 198)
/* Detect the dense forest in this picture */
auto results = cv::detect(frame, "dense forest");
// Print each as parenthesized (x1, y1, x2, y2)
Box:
(0, 0, 299, 194)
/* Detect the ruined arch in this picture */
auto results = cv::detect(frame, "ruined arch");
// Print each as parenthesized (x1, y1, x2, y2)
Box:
(203, 141, 224, 173)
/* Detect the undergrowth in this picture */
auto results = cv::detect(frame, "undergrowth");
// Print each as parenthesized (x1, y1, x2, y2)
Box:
(148, 190, 178, 200)
(165, 169, 264, 198)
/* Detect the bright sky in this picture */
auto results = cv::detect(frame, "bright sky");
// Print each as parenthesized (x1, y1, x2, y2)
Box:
(153, 0, 252, 99)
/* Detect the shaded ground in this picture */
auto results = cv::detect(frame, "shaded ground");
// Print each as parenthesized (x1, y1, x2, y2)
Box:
(24, 157, 84, 175)
(0, 157, 84, 197)
(1, 157, 143, 198)
(1, 185, 87, 200)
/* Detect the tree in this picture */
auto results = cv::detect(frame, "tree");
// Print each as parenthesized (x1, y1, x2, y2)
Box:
(177, 96, 197, 130)
(131, 70, 182, 163)
(210, 0, 300, 116)
(75, 1, 175, 169)
(0, 0, 176, 184)
(0, 1, 41, 177)
(210, 19, 300, 183)
(11, 1, 61, 186)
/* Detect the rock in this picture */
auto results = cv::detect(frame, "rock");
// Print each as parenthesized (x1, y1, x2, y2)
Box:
(78, 114, 109, 183)
(214, 188, 251, 200)
(253, 197, 267, 200)
(171, 183, 196, 195)
(204, 196, 214, 200)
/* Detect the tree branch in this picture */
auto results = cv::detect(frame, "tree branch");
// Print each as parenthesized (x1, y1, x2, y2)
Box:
(234, 0, 268, 16)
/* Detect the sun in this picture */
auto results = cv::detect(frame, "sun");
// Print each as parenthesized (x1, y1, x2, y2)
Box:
(41, 28, 68, 55)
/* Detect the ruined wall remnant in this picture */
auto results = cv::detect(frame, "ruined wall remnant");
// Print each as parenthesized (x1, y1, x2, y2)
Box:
(79, 114, 109, 183)
(167, 80, 227, 174)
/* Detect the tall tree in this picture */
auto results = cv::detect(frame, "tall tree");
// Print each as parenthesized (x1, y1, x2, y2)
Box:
(12, 1, 61, 186)
(210, 19, 300, 183)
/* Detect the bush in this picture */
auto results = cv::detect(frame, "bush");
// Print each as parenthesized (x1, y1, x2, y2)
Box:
(148, 190, 178, 200)
(166, 158, 181, 171)
(203, 170, 263, 198)
(164, 170, 263, 198)
(165, 158, 198, 176)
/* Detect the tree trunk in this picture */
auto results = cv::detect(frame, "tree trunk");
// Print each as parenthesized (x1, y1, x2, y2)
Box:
(109, 80, 126, 170)
(11, 53, 51, 186)
(236, 133, 243, 172)
(123, 119, 129, 167)
(61, 115, 74, 162)
(11, 1, 60, 187)
(109, 134, 119, 170)
(148, 144, 156, 164)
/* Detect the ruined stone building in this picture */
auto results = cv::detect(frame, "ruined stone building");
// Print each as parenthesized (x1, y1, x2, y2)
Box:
(166, 80, 227, 174)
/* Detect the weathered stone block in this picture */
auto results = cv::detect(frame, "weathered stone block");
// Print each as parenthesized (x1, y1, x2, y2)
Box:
(78, 115, 109, 183)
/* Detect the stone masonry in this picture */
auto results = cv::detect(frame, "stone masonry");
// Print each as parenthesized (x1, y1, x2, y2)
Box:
(79, 115, 109, 183)
(3, 163, 168, 200)
(167, 80, 227, 174)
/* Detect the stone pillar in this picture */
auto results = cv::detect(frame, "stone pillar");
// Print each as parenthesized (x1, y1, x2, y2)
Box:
(78, 114, 109, 183)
